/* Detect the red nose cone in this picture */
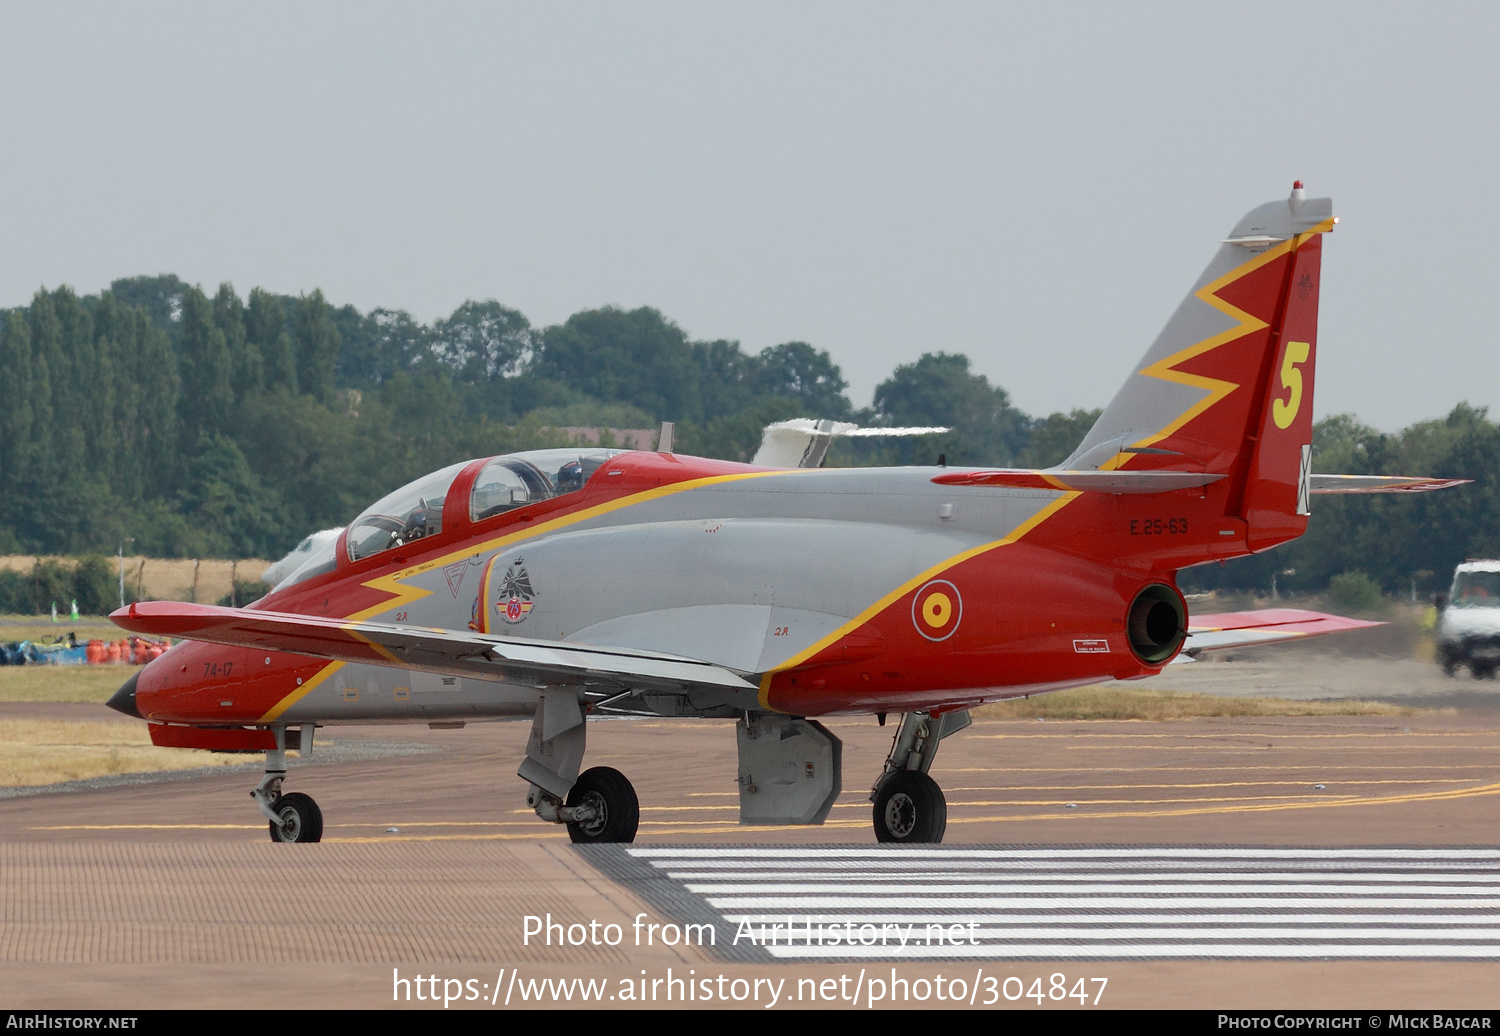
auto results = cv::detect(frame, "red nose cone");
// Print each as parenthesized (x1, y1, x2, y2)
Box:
(1293, 180, 1304, 189)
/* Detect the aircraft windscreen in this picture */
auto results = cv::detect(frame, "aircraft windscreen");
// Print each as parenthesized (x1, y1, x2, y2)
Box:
(347, 461, 470, 562)
(1452, 571, 1500, 608)
(470, 449, 623, 522)
(271, 535, 340, 592)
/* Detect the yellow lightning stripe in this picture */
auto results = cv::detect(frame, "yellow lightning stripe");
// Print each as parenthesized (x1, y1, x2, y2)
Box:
(1107, 217, 1336, 469)
(257, 468, 804, 721)
(344, 467, 799, 625)
(756, 491, 1083, 709)
(256, 660, 345, 722)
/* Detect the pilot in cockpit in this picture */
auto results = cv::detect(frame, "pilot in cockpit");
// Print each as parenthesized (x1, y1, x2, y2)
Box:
(399, 500, 428, 544)
(555, 461, 585, 494)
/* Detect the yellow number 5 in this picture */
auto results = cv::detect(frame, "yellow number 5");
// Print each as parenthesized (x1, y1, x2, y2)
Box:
(1272, 341, 1311, 429)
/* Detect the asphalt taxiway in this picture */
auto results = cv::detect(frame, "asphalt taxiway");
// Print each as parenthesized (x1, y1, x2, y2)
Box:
(3, 653, 1499, 1010)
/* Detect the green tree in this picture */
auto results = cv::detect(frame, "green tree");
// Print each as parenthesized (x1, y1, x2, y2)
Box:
(108, 274, 190, 344)
(296, 290, 340, 403)
(214, 283, 262, 401)
(693, 339, 759, 422)
(433, 300, 532, 383)
(1020, 409, 1103, 468)
(751, 341, 851, 419)
(248, 288, 296, 394)
(128, 304, 181, 498)
(0, 310, 35, 496)
(534, 307, 703, 423)
(73, 555, 118, 614)
(176, 435, 286, 557)
(870, 352, 1031, 465)
(1328, 570, 1384, 613)
(178, 286, 235, 442)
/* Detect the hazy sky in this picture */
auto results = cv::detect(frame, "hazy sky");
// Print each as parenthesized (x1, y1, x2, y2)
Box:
(2, 2, 1496, 429)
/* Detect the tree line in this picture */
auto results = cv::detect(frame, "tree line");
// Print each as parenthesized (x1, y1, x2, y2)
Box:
(1181, 403, 1500, 598)
(0, 275, 1493, 598)
(0, 277, 1084, 562)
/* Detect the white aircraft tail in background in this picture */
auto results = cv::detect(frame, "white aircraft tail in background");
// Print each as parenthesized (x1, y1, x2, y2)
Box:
(752, 418, 950, 469)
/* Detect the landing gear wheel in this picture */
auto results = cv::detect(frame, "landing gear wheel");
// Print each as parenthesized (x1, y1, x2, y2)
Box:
(1442, 662, 1457, 677)
(873, 770, 947, 844)
(565, 767, 639, 844)
(268, 792, 323, 843)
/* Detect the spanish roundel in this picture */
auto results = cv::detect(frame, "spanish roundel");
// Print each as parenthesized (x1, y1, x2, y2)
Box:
(911, 579, 962, 641)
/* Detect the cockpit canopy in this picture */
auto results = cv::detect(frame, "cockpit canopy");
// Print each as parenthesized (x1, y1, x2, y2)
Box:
(344, 449, 624, 564)
(346, 460, 470, 562)
(469, 449, 620, 523)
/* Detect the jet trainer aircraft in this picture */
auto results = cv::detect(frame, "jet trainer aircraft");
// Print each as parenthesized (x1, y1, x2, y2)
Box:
(108, 183, 1464, 844)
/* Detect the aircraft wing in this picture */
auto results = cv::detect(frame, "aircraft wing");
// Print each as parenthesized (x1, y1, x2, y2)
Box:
(1177, 607, 1381, 659)
(110, 602, 757, 692)
(1309, 474, 1471, 493)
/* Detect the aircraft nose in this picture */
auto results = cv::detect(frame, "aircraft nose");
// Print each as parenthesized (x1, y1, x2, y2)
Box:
(106, 671, 141, 718)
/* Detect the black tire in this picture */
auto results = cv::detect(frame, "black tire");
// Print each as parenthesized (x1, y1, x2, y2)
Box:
(1442, 662, 1457, 677)
(565, 767, 639, 844)
(1476, 665, 1497, 681)
(873, 770, 947, 844)
(268, 792, 323, 843)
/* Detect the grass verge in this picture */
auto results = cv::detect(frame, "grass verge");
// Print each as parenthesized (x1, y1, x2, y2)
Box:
(973, 685, 1422, 721)
(0, 719, 254, 787)
(0, 665, 137, 703)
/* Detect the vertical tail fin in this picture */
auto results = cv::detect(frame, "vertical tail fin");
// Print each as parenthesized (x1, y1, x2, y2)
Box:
(1066, 182, 1335, 553)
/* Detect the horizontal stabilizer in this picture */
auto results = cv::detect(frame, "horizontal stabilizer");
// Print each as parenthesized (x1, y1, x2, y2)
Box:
(1310, 474, 1472, 494)
(931, 469, 1225, 494)
(110, 602, 756, 693)
(1177, 607, 1380, 658)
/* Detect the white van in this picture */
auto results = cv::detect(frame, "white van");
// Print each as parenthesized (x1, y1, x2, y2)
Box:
(1436, 560, 1500, 678)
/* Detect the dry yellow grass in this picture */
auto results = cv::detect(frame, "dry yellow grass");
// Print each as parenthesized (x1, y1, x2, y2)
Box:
(0, 556, 271, 606)
(973, 685, 1421, 721)
(0, 665, 137, 703)
(0, 719, 255, 787)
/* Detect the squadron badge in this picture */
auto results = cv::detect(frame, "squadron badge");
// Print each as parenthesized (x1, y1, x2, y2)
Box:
(495, 561, 536, 625)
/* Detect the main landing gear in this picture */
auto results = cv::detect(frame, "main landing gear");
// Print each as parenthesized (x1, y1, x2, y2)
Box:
(869, 710, 971, 844)
(526, 767, 641, 844)
(873, 770, 946, 843)
(253, 725, 323, 843)
(520, 689, 640, 843)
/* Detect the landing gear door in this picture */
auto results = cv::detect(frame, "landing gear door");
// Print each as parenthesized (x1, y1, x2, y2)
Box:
(736, 714, 842, 825)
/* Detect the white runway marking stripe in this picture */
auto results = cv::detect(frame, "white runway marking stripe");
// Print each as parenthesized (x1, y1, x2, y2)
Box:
(685, 882, 1500, 895)
(621, 846, 1500, 960)
(740, 924, 1500, 941)
(761, 944, 1500, 960)
(704, 895, 1500, 910)
(629, 846, 1500, 860)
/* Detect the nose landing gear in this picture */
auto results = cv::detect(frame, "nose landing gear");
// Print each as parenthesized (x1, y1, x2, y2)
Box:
(268, 791, 324, 843)
(252, 726, 322, 843)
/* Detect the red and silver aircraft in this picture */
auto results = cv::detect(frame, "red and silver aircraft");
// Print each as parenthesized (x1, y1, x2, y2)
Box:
(108, 183, 1463, 844)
